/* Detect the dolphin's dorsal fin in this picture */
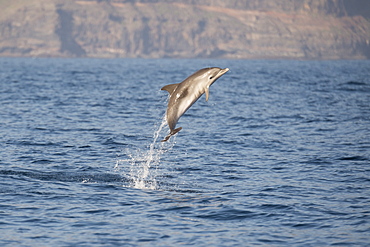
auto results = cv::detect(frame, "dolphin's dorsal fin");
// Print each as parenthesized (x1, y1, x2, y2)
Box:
(161, 83, 179, 94)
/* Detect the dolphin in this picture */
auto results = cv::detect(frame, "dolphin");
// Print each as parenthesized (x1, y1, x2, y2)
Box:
(160, 67, 229, 142)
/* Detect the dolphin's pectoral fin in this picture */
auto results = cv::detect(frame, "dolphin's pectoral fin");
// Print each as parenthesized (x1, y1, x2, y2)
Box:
(161, 83, 179, 94)
(161, 127, 182, 142)
(205, 87, 210, 101)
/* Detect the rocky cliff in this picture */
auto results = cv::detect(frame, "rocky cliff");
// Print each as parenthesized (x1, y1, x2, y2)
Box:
(0, 0, 369, 59)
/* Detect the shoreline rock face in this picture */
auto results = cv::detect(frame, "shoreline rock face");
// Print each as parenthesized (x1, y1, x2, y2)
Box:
(0, 0, 369, 59)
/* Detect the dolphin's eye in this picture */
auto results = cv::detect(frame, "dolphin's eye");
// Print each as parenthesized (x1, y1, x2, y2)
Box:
(209, 76, 213, 80)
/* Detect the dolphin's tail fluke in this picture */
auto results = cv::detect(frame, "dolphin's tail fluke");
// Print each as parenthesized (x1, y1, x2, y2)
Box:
(161, 127, 182, 142)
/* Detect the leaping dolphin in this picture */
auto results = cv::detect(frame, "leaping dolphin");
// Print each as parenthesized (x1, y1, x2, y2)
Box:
(161, 67, 229, 142)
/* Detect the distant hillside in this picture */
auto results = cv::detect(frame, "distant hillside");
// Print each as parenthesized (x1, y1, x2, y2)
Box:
(0, 0, 369, 59)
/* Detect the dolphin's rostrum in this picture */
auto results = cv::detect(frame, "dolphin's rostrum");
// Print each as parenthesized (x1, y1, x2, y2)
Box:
(161, 67, 229, 142)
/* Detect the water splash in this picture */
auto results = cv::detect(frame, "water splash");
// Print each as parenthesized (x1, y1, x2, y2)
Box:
(116, 116, 175, 190)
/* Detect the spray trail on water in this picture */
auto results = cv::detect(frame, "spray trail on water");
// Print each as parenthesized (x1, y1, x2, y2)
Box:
(116, 116, 175, 190)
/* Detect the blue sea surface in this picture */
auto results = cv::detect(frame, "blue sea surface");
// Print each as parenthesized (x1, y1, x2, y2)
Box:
(0, 58, 369, 246)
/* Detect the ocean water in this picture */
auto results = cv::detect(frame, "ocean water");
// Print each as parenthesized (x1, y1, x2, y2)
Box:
(0, 58, 369, 246)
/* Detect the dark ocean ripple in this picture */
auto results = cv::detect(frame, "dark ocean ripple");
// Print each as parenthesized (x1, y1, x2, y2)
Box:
(0, 58, 369, 246)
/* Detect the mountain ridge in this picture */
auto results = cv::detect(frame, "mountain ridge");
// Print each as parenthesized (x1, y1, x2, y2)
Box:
(0, 0, 369, 59)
